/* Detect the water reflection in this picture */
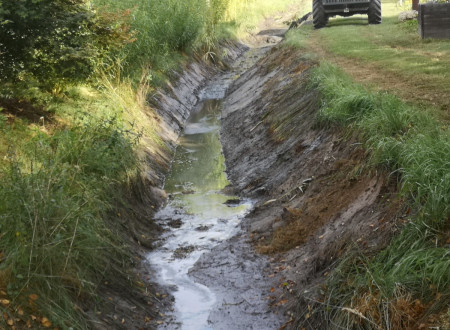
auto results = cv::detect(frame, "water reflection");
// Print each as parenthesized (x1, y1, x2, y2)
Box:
(165, 100, 228, 194)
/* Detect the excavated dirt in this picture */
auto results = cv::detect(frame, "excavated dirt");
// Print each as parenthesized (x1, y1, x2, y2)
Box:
(220, 43, 405, 328)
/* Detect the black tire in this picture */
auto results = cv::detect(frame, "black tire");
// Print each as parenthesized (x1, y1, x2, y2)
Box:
(313, 0, 328, 29)
(368, 0, 382, 24)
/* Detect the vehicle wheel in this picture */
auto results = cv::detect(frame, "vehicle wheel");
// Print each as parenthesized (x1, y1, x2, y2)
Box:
(313, 0, 328, 29)
(368, 0, 382, 24)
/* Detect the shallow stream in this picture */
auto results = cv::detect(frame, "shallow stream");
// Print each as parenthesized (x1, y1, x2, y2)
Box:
(147, 70, 253, 329)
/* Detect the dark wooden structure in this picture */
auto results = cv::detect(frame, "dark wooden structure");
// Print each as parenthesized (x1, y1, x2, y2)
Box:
(418, 3, 450, 39)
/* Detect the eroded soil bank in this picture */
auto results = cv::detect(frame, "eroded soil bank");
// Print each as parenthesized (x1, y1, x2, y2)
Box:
(219, 43, 404, 328)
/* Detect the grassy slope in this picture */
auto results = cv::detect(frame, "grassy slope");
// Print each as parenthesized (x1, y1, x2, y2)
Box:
(285, 1, 450, 328)
(287, 1, 450, 118)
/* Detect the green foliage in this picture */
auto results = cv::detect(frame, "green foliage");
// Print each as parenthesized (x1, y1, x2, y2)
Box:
(94, 0, 217, 79)
(313, 63, 449, 224)
(0, 116, 139, 327)
(0, 0, 131, 89)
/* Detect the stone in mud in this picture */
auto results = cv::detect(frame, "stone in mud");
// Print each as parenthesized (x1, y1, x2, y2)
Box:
(172, 245, 196, 259)
(167, 219, 183, 228)
(149, 186, 167, 207)
(224, 198, 241, 206)
(195, 225, 211, 232)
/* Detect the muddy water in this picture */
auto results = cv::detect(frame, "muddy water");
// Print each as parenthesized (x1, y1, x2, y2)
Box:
(147, 74, 253, 329)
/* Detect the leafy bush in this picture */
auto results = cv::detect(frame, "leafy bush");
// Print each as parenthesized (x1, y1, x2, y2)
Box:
(0, 0, 131, 89)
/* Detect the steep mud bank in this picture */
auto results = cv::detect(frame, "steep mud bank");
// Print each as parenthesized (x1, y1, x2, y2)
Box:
(220, 45, 403, 328)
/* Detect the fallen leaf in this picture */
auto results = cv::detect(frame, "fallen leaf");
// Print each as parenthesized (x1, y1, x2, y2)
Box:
(31, 315, 37, 321)
(270, 287, 275, 293)
(17, 308, 24, 316)
(156, 321, 164, 325)
(41, 317, 52, 328)
(7, 318, 14, 326)
(144, 317, 151, 323)
(0, 299, 10, 306)
(121, 318, 125, 324)
(275, 299, 289, 306)
(268, 274, 275, 278)
(29, 294, 38, 301)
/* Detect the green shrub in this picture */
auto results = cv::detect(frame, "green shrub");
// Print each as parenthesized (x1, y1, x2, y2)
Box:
(0, 0, 131, 90)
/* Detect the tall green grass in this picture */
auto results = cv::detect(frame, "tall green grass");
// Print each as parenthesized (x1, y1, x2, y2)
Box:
(312, 63, 449, 224)
(226, 0, 308, 37)
(0, 113, 140, 327)
(93, 0, 229, 81)
(305, 63, 450, 328)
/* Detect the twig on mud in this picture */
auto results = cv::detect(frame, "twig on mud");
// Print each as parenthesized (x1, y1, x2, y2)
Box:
(222, 300, 245, 306)
(250, 120, 264, 132)
(277, 177, 314, 202)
